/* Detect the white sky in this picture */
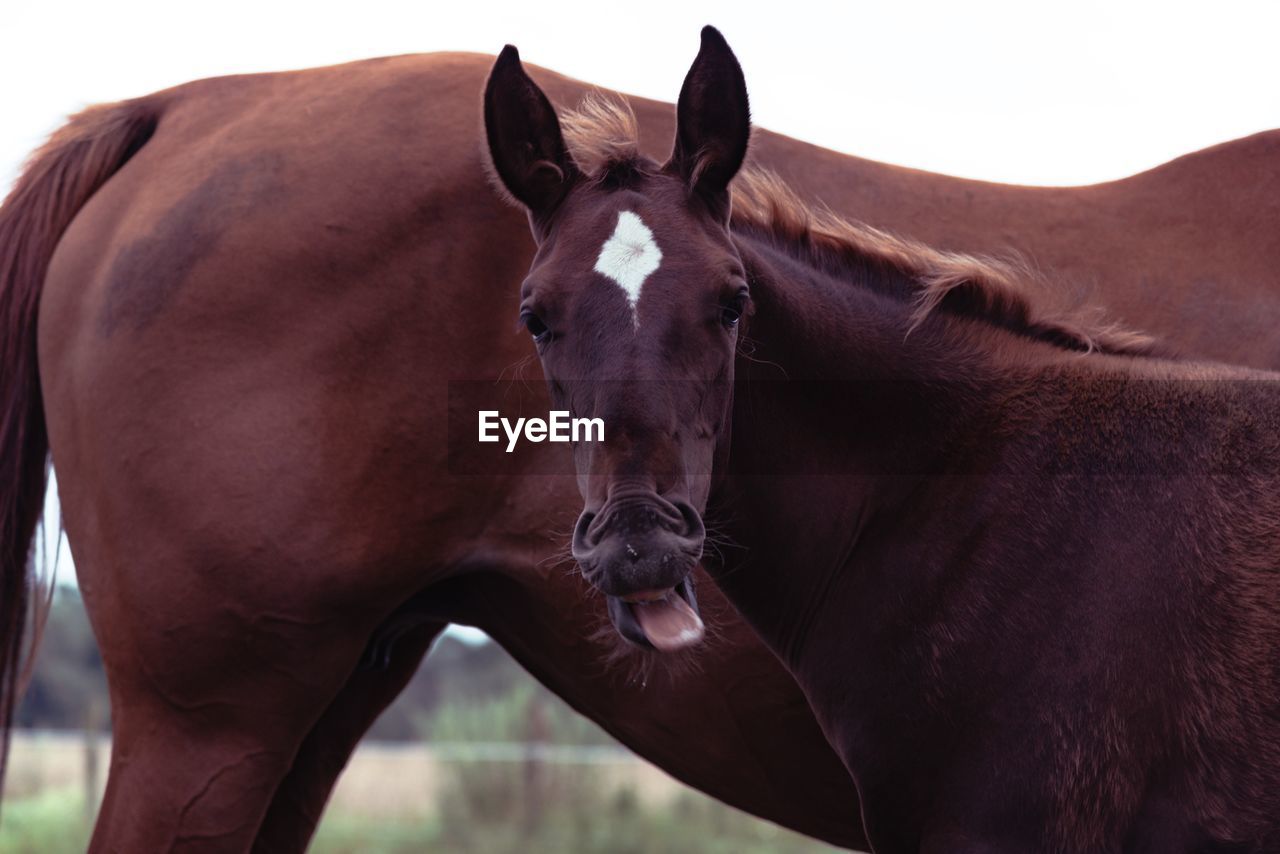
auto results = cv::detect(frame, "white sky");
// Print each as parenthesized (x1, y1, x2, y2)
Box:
(4, 0, 1280, 192)
(7, 0, 1280, 632)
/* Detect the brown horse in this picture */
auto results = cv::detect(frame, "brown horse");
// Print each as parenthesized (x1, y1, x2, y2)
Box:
(2, 36, 1280, 853)
(487, 27, 1280, 852)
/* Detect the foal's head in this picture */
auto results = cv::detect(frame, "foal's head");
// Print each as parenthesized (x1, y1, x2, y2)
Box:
(484, 27, 751, 652)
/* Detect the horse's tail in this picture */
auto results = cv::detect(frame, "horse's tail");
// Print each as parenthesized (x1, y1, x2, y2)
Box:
(0, 98, 159, 793)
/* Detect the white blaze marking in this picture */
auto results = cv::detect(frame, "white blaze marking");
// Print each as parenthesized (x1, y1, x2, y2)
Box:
(593, 211, 662, 327)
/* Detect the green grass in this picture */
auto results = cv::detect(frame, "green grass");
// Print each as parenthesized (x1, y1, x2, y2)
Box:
(1, 785, 839, 854)
(0, 788, 91, 854)
(308, 811, 445, 853)
(311, 789, 837, 854)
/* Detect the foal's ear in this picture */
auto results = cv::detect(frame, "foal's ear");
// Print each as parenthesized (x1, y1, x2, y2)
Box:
(484, 46, 581, 221)
(665, 26, 751, 212)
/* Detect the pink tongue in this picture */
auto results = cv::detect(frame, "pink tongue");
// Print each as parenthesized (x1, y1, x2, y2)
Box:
(633, 594, 705, 652)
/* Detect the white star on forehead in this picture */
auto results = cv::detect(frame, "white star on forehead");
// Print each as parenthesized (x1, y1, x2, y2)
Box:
(593, 210, 662, 327)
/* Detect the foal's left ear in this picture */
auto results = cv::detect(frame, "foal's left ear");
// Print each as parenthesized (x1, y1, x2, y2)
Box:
(484, 46, 581, 223)
(665, 26, 751, 215)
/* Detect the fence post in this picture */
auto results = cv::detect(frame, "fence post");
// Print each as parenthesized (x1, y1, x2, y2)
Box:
(83, 696, 102, 827)
(522, 693, 548, 832)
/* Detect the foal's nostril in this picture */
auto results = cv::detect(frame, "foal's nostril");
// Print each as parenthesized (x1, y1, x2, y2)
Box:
(673, 501, 706, 541)
(625, 543, 641, 563)
(571, 511, 599, 558)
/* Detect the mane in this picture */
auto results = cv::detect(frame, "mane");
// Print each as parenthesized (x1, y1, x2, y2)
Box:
(561, 95, 1159, 357)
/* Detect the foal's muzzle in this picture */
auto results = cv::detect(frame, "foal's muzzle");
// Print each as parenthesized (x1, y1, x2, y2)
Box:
(571, 494, 706, 652)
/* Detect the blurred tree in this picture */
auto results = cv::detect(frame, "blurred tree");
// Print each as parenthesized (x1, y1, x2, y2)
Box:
(15, 592, 615, 748)
(15, 588, 107, 730)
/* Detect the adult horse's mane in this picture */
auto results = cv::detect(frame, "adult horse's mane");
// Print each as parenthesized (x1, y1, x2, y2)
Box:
(560, 94, 1159, 357)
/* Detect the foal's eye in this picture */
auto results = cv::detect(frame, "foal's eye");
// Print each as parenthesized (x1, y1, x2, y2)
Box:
(721, 291, 749, 329)
(522, 311, 550, 344)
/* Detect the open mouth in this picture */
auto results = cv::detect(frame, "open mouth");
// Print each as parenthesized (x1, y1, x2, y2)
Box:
(606, 577, 704, 652)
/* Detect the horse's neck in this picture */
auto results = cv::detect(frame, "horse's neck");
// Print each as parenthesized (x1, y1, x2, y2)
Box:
(728, 232, 1057, 470)
(711, 233, 1074, 662)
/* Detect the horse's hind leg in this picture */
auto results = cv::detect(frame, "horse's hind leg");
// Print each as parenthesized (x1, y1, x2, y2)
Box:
(252, 619, 446, 853)
(92, 711, 296, 853)
(89, 638, 366, 852)
(83, 561, 374, 853)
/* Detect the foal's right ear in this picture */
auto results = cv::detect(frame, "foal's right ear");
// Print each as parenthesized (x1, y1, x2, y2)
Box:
(484, 46, 581, 222)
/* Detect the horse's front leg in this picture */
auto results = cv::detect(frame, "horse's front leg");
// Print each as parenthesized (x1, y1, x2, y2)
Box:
(252, 617, 447, 853)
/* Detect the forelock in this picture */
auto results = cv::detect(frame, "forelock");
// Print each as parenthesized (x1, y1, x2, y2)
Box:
(561, 93, 654, 188)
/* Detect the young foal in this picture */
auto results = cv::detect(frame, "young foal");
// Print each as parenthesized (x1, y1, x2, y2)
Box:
(486, 28, 1280, 853)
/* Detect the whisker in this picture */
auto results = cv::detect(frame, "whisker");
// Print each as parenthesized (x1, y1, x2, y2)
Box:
(496, 352, 536, 385)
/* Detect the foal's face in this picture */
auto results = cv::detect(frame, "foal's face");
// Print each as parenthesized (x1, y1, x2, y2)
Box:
(520, 178, 746, 649)
(485, 27, 751, 651)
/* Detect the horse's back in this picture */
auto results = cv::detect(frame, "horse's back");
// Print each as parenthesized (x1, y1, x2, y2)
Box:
(39, 51, 1280, 405)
